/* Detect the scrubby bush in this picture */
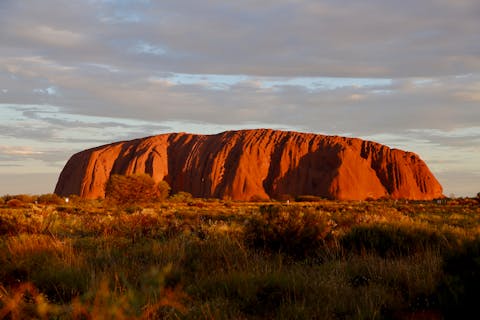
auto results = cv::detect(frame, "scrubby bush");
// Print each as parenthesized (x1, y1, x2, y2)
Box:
(169, 191, 193, 203)
(37, 193, 64, 205)
(64, 194, 86, 206)
(6, 198, 25, 208)
(105, 174, 170, 205)
(3, 194, 37, 204)
(295, 195, 323, 202)
(437, 237, 480, 318)
(158, 180, 171, 200)
(340, 224, 452, 257)
(244, 205, 333, 259)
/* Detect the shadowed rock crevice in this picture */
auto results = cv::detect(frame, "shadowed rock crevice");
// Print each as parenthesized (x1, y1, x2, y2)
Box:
(54, 129, 444, 200)
(262, 134, 292, 196)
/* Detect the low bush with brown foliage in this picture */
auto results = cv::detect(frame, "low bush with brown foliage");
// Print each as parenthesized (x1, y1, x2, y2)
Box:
(244, 204, 334, 259)
(36, 193, 64, 205)
(6, 199, 25, 208)
(105, 174, 170, 205)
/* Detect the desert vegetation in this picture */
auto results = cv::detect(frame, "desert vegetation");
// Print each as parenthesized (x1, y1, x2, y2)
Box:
(1, 189, 480, 319)
(105, 174, 171, 206)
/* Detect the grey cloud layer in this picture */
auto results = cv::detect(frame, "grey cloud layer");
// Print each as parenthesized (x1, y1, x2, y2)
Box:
(1, 0, 479, 77)
(2, 67, 479, 142)
(1, 104, 172, 144)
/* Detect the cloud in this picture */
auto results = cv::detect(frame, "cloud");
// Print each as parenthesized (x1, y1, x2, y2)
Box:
(0, 145, 70, 170)
(0, 146, 43, 157)
(22, 25, 87, 48)
(0, 104, 172, 145)
(1, 1, 479, 77)
(406, 127, 480, 148)
(132, 41, 167, 56)
(1, 63, 479, 140)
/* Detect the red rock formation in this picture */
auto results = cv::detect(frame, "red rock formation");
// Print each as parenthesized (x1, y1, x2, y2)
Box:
(54, 129, 443, 200)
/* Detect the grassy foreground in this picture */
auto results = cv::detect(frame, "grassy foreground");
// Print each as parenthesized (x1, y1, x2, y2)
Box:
(1, 196, 480, 319)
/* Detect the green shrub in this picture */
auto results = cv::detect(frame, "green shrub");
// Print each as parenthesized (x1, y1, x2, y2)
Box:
(6, 198, 24, 208)
(3, 194, 36, 204)
(158, 180, 171, 200)
(340, 224, 451, 257)
(124, 204, 142, 214)
(31, 265, 88, 303)
(437, 237, 480, 318)
(169, 191, 193, 203)
(37, 193, 64, 205)
(19, 194, 37, 203)
(199, 272, 292, 318)
(244, 205, 332, 259)
(0, 216, 17, 235)
(105, 174, 170, 205)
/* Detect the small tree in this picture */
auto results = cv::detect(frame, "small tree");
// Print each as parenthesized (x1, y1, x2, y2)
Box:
(105, 174, 170, 205)
(157, 181, 171, 200)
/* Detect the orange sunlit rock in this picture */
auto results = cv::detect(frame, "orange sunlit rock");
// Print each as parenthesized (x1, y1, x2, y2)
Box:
(54, 129, 443, 200)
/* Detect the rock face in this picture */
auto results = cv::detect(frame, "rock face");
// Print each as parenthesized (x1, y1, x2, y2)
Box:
(55, 129, 443, 200)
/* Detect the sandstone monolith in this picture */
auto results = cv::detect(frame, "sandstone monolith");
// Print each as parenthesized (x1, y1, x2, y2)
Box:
(55, 129, 443, 200)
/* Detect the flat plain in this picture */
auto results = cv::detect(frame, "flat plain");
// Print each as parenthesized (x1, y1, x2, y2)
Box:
(1, 194, 480, 319)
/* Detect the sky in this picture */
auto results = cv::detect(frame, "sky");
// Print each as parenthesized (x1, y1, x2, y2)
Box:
(0, 0, 479, 197)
